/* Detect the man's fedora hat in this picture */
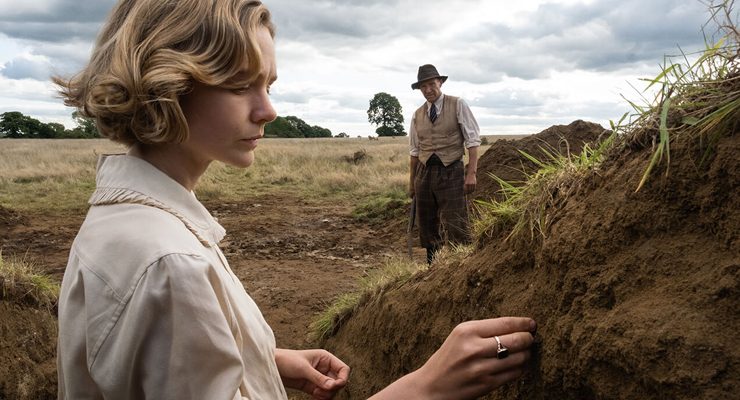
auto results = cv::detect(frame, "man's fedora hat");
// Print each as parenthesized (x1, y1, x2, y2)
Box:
(411, 64, 448, 90)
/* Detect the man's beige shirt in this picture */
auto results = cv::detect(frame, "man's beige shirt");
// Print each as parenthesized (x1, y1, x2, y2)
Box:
(57, 154, 288, 400)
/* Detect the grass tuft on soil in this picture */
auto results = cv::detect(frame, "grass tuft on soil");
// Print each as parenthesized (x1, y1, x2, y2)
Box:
(311, 256, 427, 344)
(622, 0, 740, 191)
(473, 132, 616, 241)
(0, 252, 60, 310)
(349, 189, 409, 224)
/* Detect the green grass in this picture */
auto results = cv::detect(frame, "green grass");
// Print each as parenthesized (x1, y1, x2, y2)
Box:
(349, 189, 409, 224)
(624, 2, 740, 191)
(311, 256, 427, 343)
(473, 132, 616, 240)
(0, 252, 61, 310)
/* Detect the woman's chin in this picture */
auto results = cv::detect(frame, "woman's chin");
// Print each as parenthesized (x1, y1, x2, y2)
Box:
(227, 152, 255, 169)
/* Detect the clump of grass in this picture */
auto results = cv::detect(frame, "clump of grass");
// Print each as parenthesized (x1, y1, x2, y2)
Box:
(623, 0, 740, 191)
(350, 189, 409, 224)
(311, 256, 427, 343)
(0, 252, 60, 310)
(341, 149, 371, 165)
(473, 132, 616, 240)
(429, 242, 476, 266)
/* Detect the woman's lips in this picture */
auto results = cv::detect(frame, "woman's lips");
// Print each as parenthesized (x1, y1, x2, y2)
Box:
(240, 138, 258, 148)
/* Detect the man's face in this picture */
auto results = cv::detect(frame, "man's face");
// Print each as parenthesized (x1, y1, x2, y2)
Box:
(419, 78, 442, 103)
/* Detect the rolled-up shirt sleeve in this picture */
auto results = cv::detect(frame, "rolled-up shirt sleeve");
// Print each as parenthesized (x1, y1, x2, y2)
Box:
(409, 113, 420, 157)
(90, 253, 246, 400)
(456, 98, 481, 149)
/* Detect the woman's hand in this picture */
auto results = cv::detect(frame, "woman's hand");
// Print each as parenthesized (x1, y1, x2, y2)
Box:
(416, 317, 536, 400)
(274, 348, 350, 400)
(369, 317, 536, 400)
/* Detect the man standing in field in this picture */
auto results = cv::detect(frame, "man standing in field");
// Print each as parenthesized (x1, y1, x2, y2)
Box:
(409, 64, 480, 264)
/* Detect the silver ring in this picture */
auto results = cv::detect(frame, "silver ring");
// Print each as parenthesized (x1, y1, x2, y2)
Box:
(495, 336, 509, 359)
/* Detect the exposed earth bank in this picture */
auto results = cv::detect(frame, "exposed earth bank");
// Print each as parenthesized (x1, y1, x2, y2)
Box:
(322, 122, 739, 399)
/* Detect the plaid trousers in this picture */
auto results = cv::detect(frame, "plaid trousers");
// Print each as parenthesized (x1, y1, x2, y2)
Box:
(414, 159, 470, 249)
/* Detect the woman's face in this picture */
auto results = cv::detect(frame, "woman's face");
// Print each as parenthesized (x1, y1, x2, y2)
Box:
(178, 26, 277, 169)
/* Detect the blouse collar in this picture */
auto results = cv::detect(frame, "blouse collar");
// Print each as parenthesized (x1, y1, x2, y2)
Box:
(88, 154, 226, 247)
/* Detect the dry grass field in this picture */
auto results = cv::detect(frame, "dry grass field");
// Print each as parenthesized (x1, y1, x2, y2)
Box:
(0, 135, 516, 214)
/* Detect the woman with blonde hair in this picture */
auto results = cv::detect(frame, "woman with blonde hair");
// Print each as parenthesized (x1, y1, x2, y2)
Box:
(55, 0, 536, 399)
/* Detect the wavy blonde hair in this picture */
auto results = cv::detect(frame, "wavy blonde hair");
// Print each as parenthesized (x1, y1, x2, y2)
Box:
(54, 0, 274, 146)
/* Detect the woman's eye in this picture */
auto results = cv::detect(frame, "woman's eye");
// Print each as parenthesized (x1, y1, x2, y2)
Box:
(233, 87, 249, 95)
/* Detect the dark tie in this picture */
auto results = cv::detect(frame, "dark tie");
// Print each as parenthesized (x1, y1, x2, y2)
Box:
(430, 103, 437, 123)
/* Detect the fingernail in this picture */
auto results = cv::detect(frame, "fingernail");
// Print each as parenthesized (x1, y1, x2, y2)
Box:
(530, 320, 537, 337)
(324, 379, 335, 389)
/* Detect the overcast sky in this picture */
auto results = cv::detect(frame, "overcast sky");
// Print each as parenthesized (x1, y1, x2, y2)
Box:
(0, 0, 718, 137)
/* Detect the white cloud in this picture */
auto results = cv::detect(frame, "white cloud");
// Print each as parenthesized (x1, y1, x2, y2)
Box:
(0, 52, 54, 80)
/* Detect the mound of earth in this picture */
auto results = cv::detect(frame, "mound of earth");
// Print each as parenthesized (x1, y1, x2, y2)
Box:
(0, 301, 58, 400)
(474, 120, 610, 203)
(321, 127, 739, 398)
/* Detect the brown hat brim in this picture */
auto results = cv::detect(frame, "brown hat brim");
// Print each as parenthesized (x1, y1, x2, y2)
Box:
(411, 75, 448, 90)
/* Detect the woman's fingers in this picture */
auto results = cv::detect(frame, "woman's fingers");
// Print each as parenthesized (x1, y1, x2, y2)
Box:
(481, 348, 532, 375)
(462, 317, 537, 339)
(479, 331, 536, 359)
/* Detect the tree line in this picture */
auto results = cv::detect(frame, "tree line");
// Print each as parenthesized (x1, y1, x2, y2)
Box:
(0, 111, 338, 140)
(265, 116, 334, 138)
(2, 91, 407, 139)
(0, 111, 101, 139)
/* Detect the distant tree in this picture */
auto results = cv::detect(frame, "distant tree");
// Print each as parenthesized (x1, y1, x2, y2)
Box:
(335, 132, 349, 138)
(265, 116, 302, 138)
(283, 116, 310, 138)
(0, 111, 105, 139)
(265, 115, 332, 138)
(307, 125, 332, 138)
(72, 111, 101, 138)
(0, 111, 30, 138)
(367, 92, 405, 137)
(284, 116, 332, 138)
(47, 123, 67, 138)
(36, 121, 61, 138)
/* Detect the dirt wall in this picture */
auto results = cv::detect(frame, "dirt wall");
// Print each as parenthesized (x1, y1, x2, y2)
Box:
(322, 124, 740, 399)
(0, 301, 57, 400)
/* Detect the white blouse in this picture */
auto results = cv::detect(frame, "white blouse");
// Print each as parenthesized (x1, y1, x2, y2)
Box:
(57, 154, 287, 400)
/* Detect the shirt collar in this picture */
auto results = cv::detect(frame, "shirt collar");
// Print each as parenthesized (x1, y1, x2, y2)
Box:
(427, 93, 445, 114)
(88, 154, 226, 247)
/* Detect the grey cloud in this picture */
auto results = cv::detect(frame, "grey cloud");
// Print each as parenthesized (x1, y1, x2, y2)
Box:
(334, 94, 372, 112)
(273, 90, 312, 104)
(1, 56, 54, 81)
(446, 0, 709, 83)
(0, 0, 116, 25)
(0, 21, 101, 43)
(469, 89, 561, 116)
(268, 0, 429, 43)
